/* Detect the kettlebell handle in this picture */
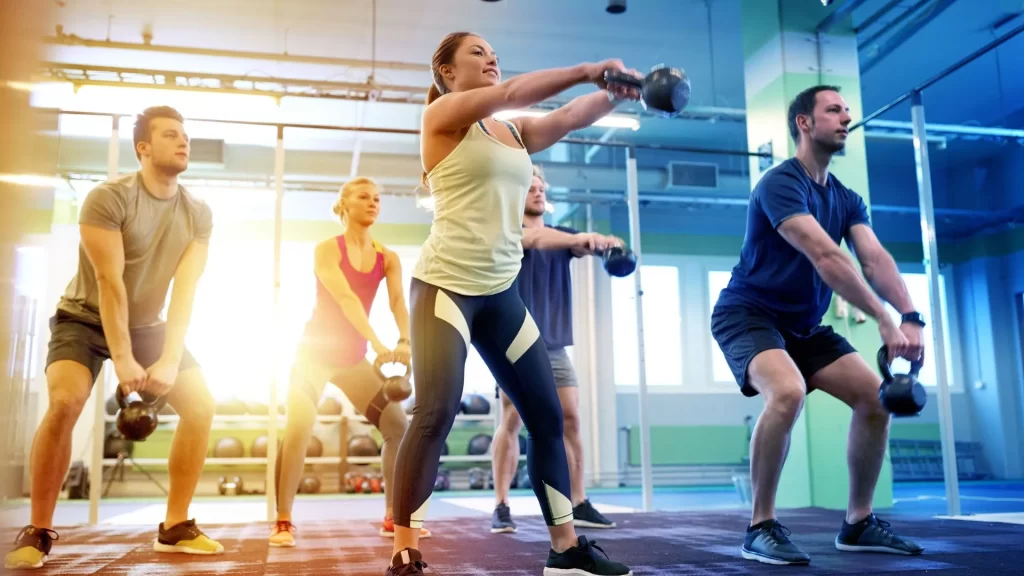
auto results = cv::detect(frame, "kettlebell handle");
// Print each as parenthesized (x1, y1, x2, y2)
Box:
(877, 346, 923, 380)
(603, 70, 643, 89)
(374, 356, 410, 378)
(115, 385, 168, 410)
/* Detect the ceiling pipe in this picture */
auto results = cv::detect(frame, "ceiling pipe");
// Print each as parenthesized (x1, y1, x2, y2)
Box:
(45, 30, 430, 72)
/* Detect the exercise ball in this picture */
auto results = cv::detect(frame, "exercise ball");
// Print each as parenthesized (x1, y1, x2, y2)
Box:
(213, 437, 245, 458)
(252, 435, 269, 458)
(105, 394, 119, 416)
(299, 475, 321, 494)
(307, 435, 324, 457)
(467, 433, 492, 456)
(318, 396, 343, 415)
(348, 435, 379, 457)
(460, 394, 490, 415)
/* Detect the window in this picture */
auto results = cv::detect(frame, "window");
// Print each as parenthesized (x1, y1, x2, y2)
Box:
(884, 273, 954, 388)
(707, 270, 734, 383)
(611, 266, 683, 387)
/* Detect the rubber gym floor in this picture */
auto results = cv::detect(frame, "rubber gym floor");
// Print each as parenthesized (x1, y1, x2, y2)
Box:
(3, 481, 1024, 574)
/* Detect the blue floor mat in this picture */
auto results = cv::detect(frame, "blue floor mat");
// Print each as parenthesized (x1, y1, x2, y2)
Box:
(577, 481, 1024, 517)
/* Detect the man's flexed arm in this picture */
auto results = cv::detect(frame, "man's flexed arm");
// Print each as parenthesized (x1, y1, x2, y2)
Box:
(78, 185, 146, 390)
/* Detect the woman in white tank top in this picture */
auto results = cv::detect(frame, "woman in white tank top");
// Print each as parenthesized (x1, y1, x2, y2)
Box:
(387, 32, 642, 576)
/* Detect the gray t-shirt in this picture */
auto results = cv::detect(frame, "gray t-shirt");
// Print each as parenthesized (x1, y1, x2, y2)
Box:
(58, 172, 213, 328)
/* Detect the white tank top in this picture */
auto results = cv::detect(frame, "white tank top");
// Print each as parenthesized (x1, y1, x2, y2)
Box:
(413, 120, 533, 296)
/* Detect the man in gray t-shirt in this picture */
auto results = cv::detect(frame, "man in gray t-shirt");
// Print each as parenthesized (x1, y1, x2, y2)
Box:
(5, 106, 223, 571)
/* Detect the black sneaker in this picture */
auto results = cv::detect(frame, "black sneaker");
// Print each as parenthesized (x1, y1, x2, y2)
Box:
(4, 526, 59, 569)
(835, 514, 923, 555)
(385, 548, 428, 575)
(573, 499, 616, 529)
(741, 520, 811, 565)
(491, 502, 517, 534)
(544, 535, 631, 576)
(153, 519, 224, 554)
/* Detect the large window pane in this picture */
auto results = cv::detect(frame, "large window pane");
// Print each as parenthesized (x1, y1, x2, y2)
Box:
(611, 265, 682, 387)
(707, 270, 734, 383)
(183, 186, 277, 404)
(884, 273, 953, 387)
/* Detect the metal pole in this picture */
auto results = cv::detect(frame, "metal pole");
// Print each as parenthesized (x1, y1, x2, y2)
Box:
(90, 114, 119, 525)
(910, 90, 960, 516)
(266, 125, 285, 520)
(585, 204, 601, 487)
(625, 147, 653, 512)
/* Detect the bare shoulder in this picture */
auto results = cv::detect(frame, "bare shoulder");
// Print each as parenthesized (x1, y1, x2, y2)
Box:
(381, 245, 402, 268)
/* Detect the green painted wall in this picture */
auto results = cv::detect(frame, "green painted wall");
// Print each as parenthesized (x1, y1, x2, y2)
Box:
(625, 423, 943, 467)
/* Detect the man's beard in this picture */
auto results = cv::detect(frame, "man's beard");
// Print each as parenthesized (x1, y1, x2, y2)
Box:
(524, 206, 545, 217)
(813, 133, 845, 154)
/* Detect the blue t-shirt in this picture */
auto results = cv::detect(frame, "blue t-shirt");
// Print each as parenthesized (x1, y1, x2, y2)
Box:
(715, 158, 870, 333)
(517, 225, 578, 349)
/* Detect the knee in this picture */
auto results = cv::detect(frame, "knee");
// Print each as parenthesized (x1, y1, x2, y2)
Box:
(855, 392, 891, 428)
(499, 405, 522, 437)
(415, 400, 460, 438)
(175, 387, 215, 426)
(379, 405, 409, 442)
(47, 390, 89, 425)
(561, 405, 581, 439)
(764, 382, 805, 421)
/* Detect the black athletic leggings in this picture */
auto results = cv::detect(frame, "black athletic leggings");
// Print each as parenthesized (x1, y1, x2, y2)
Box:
(392, 278, 573, 529)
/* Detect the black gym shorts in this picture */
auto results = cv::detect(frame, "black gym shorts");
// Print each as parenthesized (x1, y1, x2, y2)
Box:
(710, 304, 857, 397)
(46, 309, 200, 384)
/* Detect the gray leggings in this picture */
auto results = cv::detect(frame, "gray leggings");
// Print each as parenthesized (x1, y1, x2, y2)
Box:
(276, 351, 408, 516)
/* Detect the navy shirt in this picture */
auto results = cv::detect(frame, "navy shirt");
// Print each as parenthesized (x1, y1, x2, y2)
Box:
(716, 158, 870, 333)
(518, 225, 578, 349)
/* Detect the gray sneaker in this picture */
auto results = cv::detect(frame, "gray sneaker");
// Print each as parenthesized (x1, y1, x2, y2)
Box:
(741, 520, 811, 565)
(491, 502, 517, 534)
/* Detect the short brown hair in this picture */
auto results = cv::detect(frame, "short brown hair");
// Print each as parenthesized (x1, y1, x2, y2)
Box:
(133, 106, 185, 160)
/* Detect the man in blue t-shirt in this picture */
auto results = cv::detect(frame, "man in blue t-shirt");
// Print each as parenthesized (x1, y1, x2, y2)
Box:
(489, 166, 620, 535)
(712, 86, 927, 565)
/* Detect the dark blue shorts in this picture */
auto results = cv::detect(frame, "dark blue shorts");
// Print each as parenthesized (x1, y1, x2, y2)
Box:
(710, 304, 857, 397)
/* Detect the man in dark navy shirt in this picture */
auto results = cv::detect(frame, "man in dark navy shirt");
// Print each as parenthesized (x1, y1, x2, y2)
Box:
(712, 86, 927, 565)
(490, 166, 619, 534)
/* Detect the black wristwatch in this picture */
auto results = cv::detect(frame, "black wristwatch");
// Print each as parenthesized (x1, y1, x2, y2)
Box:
(900, 312, 926, 328)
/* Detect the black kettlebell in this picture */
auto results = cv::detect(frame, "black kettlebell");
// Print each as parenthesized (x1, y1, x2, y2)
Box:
(604, 65, 691, 118)
(597, 246, 637, 277)
(877, 346, 927, 417)
(114, 386, 168, 441)
(376, 357, 412, 403)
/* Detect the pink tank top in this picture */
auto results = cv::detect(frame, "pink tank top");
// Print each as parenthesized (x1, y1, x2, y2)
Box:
(302, 235, 386, 366)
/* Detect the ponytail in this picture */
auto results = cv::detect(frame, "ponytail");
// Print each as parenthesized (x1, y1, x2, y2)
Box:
(426, 83, 442, 105)
(422, 31, 475, 192)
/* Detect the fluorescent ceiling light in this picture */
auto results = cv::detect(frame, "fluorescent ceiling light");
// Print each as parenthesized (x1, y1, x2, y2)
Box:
(0, 173, 70, 190)
(493, 109, 639, 131)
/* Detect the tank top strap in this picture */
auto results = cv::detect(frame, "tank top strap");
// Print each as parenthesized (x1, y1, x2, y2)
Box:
(335, 234, 349, 264)
(373, 240, 386, 280)
(476, 119, 525, 149)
